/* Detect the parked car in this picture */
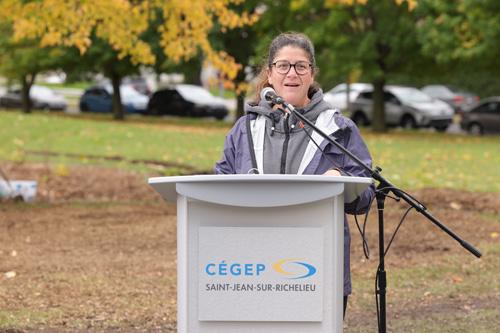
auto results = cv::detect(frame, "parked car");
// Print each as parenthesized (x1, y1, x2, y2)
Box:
(146, 84, 228, 120)
(460, 97, 500, 135)
(122, 76, 152, 96)
(349, 86, 454, 131)
(79, 84, 149, 113)
(421, 85, 479, 113)
(323, 83, 371, 111)
(0, 85, 67, 111)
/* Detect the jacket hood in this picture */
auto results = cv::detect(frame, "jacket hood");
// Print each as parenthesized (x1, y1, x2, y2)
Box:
(245, 89, 333, 123)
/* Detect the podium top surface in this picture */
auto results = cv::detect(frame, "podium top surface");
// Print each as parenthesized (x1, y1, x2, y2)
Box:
(149, 174, 372, 207)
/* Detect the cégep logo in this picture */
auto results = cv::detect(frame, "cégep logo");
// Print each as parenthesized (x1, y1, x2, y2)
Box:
(272, 258, 317, 279)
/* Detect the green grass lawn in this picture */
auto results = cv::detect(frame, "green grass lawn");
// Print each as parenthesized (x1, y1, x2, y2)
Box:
(348, 241, 500, 333)
(362, 130, 500, 192)
(36, 81, 92, 90)
(1, 110, 499, 191)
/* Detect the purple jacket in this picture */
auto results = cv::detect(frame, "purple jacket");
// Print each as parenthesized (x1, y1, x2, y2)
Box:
(215, 109, 375, 295)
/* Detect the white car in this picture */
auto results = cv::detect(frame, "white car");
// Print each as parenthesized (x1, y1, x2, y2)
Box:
(30, 85, 68, 110)
(0, 85, 68, 110)
(112, 85, 149, 112)
(176, 84, 228, 108)
(323, 83, 372, 111)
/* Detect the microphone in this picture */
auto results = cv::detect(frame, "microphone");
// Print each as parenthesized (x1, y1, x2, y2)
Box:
(260, 87, 284, 105)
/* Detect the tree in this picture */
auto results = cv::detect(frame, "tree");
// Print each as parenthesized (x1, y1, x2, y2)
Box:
(306, 0, 421, 132)
(418, 0, 499, 67)
(220, 26, 258, 120)
(417, 0, 500, 91)
(0, 23, 74, 113)
(229, 0, 421, 132)
(76, 37, 144, 120)
(211, 1, 262, 120)
(387, 0, 500, 98)
(0, 0, 258, 119)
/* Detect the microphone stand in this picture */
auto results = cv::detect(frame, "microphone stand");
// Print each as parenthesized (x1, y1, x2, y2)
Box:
(277, 100, 482, 333)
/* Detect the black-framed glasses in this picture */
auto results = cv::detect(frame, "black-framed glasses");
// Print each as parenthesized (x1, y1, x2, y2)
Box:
(271, 60, 312, 75)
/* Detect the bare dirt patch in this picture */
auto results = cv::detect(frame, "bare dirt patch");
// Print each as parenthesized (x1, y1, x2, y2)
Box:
(1, 161, 159, 203)
(1, 161, 499, 332)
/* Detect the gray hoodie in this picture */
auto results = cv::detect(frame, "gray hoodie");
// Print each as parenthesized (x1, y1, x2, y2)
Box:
(245, 89, 332, 174)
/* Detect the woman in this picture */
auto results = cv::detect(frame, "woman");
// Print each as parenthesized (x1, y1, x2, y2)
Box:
(215, 32, 375, 317)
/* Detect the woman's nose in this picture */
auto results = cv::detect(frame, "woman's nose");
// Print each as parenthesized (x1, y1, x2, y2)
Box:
(286, 67, 299, 77)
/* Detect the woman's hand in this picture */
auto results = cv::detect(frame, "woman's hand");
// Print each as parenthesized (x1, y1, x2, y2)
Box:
(323, 169, 341, 176)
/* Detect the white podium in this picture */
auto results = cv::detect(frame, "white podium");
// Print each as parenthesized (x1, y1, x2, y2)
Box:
(149, 174, 372, 333)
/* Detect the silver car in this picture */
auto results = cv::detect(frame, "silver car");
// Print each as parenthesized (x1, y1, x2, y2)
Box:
(421, 85, 479, 113)
(323, 83, 372, 111)
(349, 86, 454, 131)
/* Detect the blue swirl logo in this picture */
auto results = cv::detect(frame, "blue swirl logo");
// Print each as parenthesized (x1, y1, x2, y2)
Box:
(272, 258, 317, 279)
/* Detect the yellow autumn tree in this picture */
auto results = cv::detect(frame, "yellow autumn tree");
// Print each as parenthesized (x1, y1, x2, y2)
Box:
(0, 0, 257, 80)
(0, 0, 258, 118)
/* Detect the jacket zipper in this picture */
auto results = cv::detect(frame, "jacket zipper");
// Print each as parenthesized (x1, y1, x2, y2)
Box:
(280, 117, 290, 174)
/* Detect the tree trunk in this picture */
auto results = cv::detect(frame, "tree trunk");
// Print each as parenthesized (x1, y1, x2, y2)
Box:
(110, 72, 124, 120)
(346, 79, 351, 112)
(234, 69, 247, 122)
(372, 78, 386, 132)
(235, 90, 245, 122)
(20, 74, 36, 114)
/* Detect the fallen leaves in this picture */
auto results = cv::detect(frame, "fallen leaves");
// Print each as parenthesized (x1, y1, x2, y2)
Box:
(4, 271, 17, 279)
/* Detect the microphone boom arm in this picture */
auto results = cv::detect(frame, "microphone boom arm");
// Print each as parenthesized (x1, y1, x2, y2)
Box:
(269, 96, 481, 333)
(279, 101, 481, 258)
